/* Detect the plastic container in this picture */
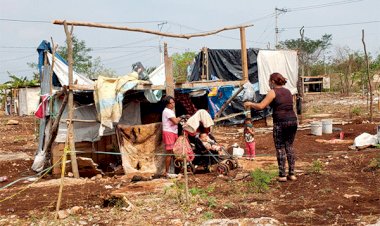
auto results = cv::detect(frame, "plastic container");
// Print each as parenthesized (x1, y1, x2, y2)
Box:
(321, 119, 333, 134)
(232, 147, 244, 158)
(310, 121, 322, 136)
(0, 176, 8, 182)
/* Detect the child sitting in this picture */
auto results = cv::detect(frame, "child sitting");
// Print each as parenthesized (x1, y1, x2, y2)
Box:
(244, 118, 256, 160)
(199, 133, 224, 155)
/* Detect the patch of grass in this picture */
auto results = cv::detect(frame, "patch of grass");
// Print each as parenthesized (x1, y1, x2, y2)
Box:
(206, 196, 217, 208)
(223, 202, 234, 209)
(368, 155, 380, 170)
(164, 180, 186, 204)
(189, 185, 218, 208)
(308, 160, 324, 174)
(351, 106, 362, 116)
(248, 168, 277, 193)
(189, 185, 215, 199)
(13, 136, 26, 142)
(203, 211, 214, 220)
(318, 188, 334, 195)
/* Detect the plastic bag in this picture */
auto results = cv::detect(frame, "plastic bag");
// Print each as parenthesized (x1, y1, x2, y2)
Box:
(241, 82, 254, 101)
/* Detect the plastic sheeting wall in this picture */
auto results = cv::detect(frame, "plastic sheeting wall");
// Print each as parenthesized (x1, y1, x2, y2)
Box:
(54, 100, 141, 143)
(18, 87, 40, 116)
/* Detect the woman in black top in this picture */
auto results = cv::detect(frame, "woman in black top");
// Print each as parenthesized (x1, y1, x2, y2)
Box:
(244, 72, 298, 182)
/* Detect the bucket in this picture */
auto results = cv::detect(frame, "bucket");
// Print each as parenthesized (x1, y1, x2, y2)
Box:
(310, 121, 322, 136)
(322, 119, 333, 134)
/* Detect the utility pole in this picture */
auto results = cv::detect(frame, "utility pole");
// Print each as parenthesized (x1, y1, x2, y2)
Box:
(275, 7, 287, 48)
(158, 21, 167, 64)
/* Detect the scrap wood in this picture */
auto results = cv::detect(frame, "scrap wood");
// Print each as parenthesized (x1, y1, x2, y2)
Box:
(315, 139, 353, 144)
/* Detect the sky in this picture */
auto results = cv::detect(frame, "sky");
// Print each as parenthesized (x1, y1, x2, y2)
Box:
(0, 0, 379, 83)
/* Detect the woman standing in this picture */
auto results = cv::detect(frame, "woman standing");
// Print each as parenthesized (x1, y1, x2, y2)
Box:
(244, 73, 298, 182)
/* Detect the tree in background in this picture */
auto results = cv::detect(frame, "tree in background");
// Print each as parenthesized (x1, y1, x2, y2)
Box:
(172, 51, 196, 82)
(278, 34, 332, 76)
(58, 36, 116, 79)
(58, 36, 93, 75)
(5, 73, 39, 88)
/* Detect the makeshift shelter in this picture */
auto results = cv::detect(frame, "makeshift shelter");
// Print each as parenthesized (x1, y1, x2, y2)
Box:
(15, 87, 41, 116)
(190, 48, 299, 123)
(32, 20, 298, 179)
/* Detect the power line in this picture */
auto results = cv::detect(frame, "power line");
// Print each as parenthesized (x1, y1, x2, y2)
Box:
(287, 0, 364, 12)
(167, 21, 265, 44)
(1, 54, 35, 62)
(0, 18, 167, 24)
(0, 46, 35, 49)
(282, 20, 380, 30)
(91, 37, 157, 51)
(101, 47, 156, 63)
(0, 18, 50, 23)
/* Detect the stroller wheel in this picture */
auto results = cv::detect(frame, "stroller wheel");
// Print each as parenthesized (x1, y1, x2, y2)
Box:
(174, 159, 183, 168)
(216, 163, 229, 175)
(225, 160, 234, 170)
(187, 163, 195, 174)
(231, 159, 239, 169)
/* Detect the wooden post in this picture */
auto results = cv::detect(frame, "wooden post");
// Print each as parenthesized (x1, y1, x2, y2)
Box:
(362, 29, 373, 122)
(240, 27, 248, 82)
(49, 38, 58, 95)
(63, 21, 79, 178)
(164, 42, 175, 97)
(201, 47, 209, 81)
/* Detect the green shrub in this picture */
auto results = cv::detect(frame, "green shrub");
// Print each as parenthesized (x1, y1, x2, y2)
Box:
(203, 212, 214, 220)
(248, 168, 276, 193)
(368, 155, 380, 170)
(308, 160, 324, 174)
(351, 107, 362, 116)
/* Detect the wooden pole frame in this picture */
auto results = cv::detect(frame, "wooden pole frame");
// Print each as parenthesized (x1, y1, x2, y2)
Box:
(63, 21, 80, 178)
(362, 29, 373, 122)
(164, 42, 174, 97)
(240, 27, 248, 82)
(53, 20, 253, 39)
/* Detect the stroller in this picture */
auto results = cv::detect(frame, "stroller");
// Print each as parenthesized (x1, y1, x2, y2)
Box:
(173, 130, 239, 175)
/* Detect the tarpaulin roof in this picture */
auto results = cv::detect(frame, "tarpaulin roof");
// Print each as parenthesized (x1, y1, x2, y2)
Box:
(189, 48, 259, 83)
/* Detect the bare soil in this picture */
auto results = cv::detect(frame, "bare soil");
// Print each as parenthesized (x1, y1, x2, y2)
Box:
(0, 93, 379, 225)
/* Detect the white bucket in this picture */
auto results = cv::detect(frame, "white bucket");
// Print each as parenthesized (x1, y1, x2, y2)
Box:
(322, 119, 333, 134)
(310, 121, 322, 136)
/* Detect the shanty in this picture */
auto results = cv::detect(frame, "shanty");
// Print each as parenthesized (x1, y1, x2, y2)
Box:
(0, 1, 379, 225)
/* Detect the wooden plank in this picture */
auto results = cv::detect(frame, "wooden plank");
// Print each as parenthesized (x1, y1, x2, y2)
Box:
(240, 27, 248, 82)
(215, 86, 244, 119)
(70, 80, 245, 91)
(303, 81, 323, 85)
(53, 20, 253, 39)
(214, 111, 245, 122)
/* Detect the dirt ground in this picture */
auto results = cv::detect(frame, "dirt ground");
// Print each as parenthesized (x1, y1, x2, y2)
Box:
(0, 93, 379, 225)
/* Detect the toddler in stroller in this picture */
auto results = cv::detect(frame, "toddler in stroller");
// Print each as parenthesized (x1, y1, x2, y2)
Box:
(174, 132, 238, 175)
(173, 109, 238, 175)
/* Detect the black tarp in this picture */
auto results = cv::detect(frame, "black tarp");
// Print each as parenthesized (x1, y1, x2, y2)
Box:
(189, 48, 271, 125)
(190, 48, 259, 83)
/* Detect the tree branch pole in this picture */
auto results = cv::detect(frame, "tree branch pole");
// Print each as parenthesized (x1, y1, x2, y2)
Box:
(49, 38, 58, 95)
(214, 86, 245, 119)
(164, 43, 174, 97)
(362, 29, 372, 122)
(43, 88, 68, 157)
(63, 21, 79, 178)
(53, 20, 253, 39)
